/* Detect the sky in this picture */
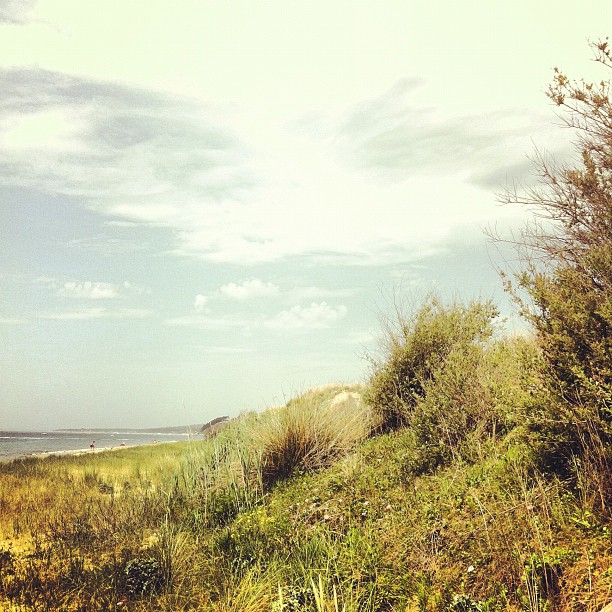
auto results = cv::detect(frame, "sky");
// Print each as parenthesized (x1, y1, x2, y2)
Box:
(0, 0, 609, 430)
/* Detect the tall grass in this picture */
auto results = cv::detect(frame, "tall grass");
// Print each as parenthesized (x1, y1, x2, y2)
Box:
(2, 356, 612, 610)
(0, 385, 374, 610)
(253, 385, 373, 486)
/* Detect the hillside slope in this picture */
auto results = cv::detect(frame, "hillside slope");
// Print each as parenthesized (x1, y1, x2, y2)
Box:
(1, 379, 611, 610)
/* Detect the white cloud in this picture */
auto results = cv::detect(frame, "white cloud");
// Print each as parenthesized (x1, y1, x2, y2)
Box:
(165, 314, 252, 330)
(0, 316, 27, 325)
(121, 281, 150, 295)
(0, 67, 535, 269)
(219, 279, 279, 300)
(2, 108, 86, 151)
(37, 278, 149, 301)
(266, 302, 347, 331)
(191, 281, 348, 315)
(68, 235, 150, 256)
(42, 308, 152, 320)
(335, 81, 572, 190)
(0, 0, 37, 24)
(168, 300, 348, 333)
(60, 281, 119, 299)
(193, 294, 208, 311)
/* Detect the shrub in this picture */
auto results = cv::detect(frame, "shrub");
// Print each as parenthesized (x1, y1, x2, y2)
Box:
(449, 594, 485, 612)
(124, 557, 163, 598)
(417, 334, 549, 470)
(365, 296, 499, 431)
(364, 297, 553, 473)
(497, 41, 612, 507)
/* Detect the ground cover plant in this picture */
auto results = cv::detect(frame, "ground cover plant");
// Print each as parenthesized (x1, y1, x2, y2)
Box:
(3, 39, 612, 612)
(1, 335, 612, 611)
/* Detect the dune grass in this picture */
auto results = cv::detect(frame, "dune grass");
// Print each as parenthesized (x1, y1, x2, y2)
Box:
(1, 368, 612, 610)
(252, 385, 374, 486)
(0, 385, 375, 611)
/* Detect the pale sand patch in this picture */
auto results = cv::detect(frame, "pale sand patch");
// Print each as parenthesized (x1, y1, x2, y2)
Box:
(32, 446, 116, 459)
(329, 390, 362, 407)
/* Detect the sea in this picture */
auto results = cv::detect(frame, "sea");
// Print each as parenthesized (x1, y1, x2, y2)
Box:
(0, 430, 196, 462)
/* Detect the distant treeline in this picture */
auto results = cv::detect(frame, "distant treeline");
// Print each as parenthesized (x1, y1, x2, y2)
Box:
(200, 416, 229, 434)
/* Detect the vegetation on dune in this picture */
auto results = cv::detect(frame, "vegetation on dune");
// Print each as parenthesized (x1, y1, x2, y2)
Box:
(0, 386, 374, 611)
(253, 385, 373, 486)
(1, 366, 612, 611)
(2, 40, 612, 611)
(497, 38, 612, 509)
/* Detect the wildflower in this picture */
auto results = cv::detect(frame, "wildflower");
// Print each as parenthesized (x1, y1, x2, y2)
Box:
(467, 565, 475, 573)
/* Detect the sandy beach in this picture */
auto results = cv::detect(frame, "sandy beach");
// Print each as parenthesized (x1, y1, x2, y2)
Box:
(26, 439, 176, 460)
(0, 433, 189, 463)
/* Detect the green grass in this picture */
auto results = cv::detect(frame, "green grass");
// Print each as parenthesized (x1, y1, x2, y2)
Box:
(253, 385, 374, 486)
(1, 375, 612, 611)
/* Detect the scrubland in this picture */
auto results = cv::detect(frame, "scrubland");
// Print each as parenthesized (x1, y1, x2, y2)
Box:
(1, 301, 611, 611)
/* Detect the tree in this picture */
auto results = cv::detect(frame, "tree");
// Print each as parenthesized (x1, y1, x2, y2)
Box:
(499, 39, 612, 507)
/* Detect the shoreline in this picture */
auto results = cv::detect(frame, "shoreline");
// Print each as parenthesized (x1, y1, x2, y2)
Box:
(0, 438, 193, 464)
(32, 444, 127, 459)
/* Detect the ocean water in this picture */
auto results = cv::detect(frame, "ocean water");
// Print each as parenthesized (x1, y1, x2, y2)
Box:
(0, 430, 194, 462)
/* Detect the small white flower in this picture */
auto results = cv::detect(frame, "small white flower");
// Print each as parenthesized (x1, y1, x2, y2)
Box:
(467, 565, 475, 573)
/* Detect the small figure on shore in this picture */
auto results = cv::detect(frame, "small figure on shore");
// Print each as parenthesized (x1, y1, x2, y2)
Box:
(90, 440, 95, 451)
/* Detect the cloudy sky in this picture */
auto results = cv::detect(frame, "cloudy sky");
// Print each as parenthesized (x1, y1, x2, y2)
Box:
(0, 0, 608, 430)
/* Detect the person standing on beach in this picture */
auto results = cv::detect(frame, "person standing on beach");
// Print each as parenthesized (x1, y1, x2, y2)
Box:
(90, 441, 95, 451)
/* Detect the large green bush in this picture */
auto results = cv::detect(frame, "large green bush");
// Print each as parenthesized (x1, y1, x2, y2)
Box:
(499, 40, 612, 507)
(364, 297, 515, 471)
(365, 297, 499, 430)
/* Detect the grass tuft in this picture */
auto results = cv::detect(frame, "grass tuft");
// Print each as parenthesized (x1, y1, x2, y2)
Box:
(253, 385, 373, 487)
